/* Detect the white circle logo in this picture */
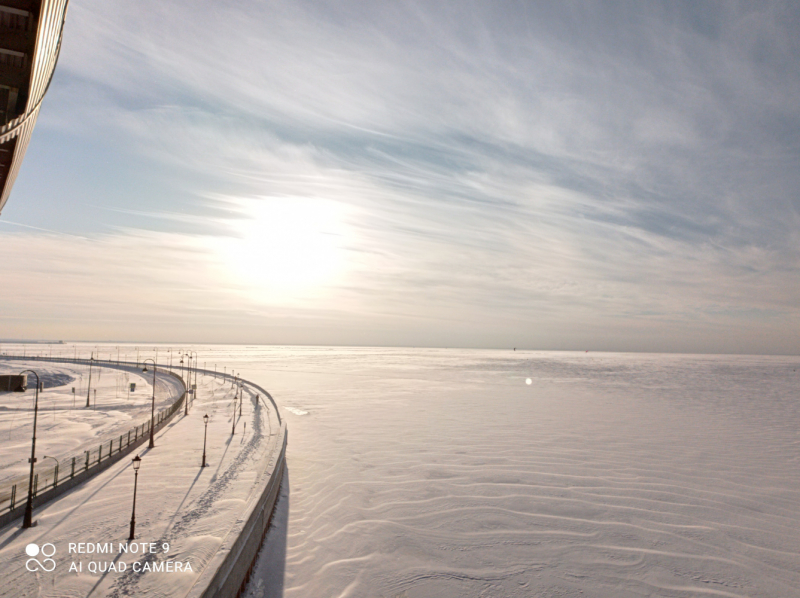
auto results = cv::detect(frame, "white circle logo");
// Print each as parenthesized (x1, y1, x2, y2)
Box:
(25, 543, 56, 572)
(525, 378, 532, 385)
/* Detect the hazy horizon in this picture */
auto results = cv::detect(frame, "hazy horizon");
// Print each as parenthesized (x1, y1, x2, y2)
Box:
(3, 339, 799, 357)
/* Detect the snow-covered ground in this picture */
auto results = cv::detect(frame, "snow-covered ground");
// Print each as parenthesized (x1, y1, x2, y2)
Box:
(3, 343, 800, 597)
(0, 361, 281, 597)
(0, 359, 183, 485)
(228, 347, 800, 598)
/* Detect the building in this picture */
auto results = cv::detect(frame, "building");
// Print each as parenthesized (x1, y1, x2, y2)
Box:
(0, 373, 26, 391)
(0, 0, 68, 215)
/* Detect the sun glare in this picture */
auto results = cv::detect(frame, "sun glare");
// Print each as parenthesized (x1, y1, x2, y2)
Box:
(218, 197, 349, 300)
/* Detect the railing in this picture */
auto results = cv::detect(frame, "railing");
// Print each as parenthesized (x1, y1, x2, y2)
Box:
(0, 355, 186, 521)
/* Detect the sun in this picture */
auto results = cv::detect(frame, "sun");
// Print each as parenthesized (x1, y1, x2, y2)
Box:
(217, 196, 349, 300)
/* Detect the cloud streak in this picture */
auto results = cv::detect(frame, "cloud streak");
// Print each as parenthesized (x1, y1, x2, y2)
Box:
(1, 1, 799, 352)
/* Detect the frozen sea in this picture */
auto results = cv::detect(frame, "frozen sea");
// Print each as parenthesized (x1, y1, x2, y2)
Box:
(5, 344, 800, 597)
(207, 346, 800, 598)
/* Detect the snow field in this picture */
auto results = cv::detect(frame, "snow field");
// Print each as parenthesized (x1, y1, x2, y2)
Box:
(226, 347, 800, 598)
(0, 365, 281, 598)
(0, 359, 183, 497)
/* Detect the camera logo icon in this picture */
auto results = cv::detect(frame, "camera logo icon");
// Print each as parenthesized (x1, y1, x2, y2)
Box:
(25, 543, 56, 572)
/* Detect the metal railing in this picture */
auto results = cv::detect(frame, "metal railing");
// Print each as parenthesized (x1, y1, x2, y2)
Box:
(0, 355, 186, 518)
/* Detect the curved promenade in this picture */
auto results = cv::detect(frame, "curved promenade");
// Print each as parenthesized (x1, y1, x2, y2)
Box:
(187, 367, 286, 598)
(0, 355, 287, 598)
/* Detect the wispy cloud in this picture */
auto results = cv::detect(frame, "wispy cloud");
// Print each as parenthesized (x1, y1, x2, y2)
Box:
(2, 1, 799, 351)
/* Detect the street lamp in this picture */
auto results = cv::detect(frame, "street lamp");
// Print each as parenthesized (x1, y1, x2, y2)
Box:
(186, 351, 198, 407)
(181, 353, 191, 416)
(20, 369, 41, 529)
(142, 359, 157, 448)
(85, 353, 94, 408)
(232, 394, 237, 435)
(128, 455, 142, 540)
(202, 414, 209, 467)
(191, 350, 198, 383)
(187, 353, 193, 413)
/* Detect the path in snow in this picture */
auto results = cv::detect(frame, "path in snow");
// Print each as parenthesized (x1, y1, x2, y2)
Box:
(0, 365, 281, 598)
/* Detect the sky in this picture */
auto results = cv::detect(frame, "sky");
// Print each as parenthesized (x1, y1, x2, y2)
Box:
(1, 0, 799, 353)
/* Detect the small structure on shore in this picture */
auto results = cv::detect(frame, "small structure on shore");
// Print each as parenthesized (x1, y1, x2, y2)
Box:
(0, 373, 26, 391)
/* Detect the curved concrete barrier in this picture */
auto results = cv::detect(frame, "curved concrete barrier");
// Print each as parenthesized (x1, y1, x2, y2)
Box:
(190, 422, 287, 598)
(182, 367, 288, 598)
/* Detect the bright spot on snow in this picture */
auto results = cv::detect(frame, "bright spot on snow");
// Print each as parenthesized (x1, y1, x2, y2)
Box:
(218, 197, 349, 299)
(285, 406, 309, 416)
(25, 544, 39, 557)
(525, 378, 532, 385)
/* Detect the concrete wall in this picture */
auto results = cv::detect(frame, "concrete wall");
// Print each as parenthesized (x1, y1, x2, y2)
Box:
(189, 421, 287, 598)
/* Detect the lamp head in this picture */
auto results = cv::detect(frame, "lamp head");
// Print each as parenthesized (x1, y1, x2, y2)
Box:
(132, 455, 142, 471)
(203, 414, 209, 424)
(142, 365, 147, 373)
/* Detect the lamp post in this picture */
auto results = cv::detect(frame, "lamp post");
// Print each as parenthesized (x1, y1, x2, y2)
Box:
(239, 381, 243, 417)
(187, 353, 193, 411)
(85, 353, 94, 408)
(191, 350, 198, 382)
(20, 369, 40, 529)
(128, 455, 141, 540)
(232, 394, 237, 435)
(142, 359, 157, 448)
(202, 414, 209, 467)
(181, 353, 191, 416)
(187, 351, 198, 406)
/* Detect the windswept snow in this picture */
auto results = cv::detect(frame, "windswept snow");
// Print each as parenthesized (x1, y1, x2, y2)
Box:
(233, 347, 800, 598)
(0, 360, 183, 484)
(0, 363, 281, 598)
(3, 344, 800, 598)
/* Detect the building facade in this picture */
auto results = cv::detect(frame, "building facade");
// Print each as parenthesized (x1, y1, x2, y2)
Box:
(0, 0, 68, 215)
